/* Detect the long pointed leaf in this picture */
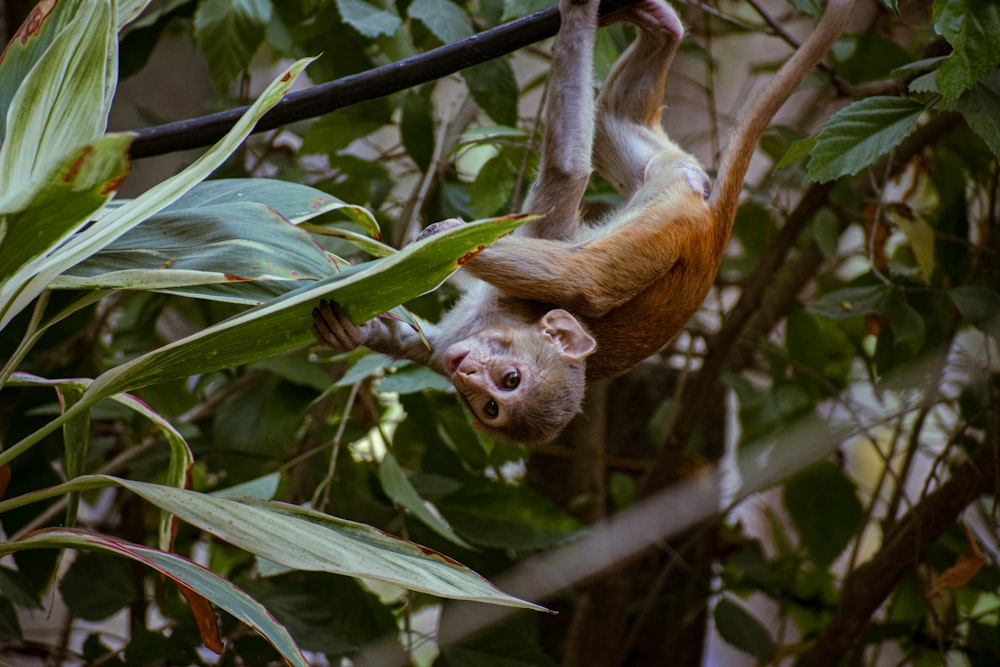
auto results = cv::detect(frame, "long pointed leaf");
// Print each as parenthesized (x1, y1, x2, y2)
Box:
(84, 214, 529, 400)
(0, 475, 542, 608)
(7, 372, 195, 550)
(0, 528, 308, 667)
(54, 202, 338, 290)
(1, 58, 314, 330)
(0, 1, 115, 195)
(0, 135, 132, 288)
(379, 452, 473, 548)
(0, 0, 85, 146)
(108, 476, 542, 608)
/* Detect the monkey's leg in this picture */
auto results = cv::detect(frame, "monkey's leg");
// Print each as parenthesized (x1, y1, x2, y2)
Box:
(517, 0, 601, 241)
(593, 0, 707, 201)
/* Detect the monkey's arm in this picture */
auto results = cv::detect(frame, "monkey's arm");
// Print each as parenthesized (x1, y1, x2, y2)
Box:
(313, 301, 445, 374)
(517, 0, 600, 241)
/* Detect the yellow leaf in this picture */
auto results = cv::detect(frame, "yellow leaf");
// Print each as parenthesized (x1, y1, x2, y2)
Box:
(892, 212, 935, 283)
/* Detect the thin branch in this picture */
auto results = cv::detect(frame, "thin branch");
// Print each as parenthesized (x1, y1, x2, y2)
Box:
(800, 437, 998, 666)
(127, 0, 642, 160)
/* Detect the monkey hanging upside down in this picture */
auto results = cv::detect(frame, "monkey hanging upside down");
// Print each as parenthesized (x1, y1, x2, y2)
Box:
(314, 0, 852, 442)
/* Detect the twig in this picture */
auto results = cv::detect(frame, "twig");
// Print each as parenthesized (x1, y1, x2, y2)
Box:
(800, 437, 998, 666)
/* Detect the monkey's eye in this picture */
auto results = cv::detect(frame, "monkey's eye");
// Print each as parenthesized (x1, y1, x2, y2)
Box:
(483, 400, 500, 419)
(501, 370, 521, 390)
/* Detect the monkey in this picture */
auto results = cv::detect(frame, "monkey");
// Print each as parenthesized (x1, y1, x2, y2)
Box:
(314, 0, 853, 442)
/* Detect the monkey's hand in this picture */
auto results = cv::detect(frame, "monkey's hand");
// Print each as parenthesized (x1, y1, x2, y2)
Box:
(416, 218, 465, 242)
(313, 300, 371, 352)
(313, 300, 436, 366)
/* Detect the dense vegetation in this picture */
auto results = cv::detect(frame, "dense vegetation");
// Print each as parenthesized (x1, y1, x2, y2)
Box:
(0, 0, 997, 665)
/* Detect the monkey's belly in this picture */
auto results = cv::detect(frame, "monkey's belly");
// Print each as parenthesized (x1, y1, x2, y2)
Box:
(582, 266, 714, 380)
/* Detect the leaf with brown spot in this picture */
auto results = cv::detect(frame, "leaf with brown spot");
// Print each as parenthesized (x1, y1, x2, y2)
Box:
(11, 0, 58, 46)
(177, 583, 224, 653)
(930, 522, 985, 597)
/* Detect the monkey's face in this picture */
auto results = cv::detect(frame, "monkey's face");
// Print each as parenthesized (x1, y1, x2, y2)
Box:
(444, 328, 528, 433)
(444, 310, 596, 443)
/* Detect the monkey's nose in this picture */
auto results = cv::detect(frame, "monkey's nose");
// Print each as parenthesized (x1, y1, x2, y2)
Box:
(446, 350, 469, 375)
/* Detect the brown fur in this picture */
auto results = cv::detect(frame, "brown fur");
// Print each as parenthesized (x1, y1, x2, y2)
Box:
(315, 0, 855, 441)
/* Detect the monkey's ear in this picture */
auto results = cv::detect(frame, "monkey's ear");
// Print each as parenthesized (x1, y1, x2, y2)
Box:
(540, 309, 596, 362)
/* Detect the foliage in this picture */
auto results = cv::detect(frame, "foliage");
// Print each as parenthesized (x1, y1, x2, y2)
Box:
(0, 0, 998, 666)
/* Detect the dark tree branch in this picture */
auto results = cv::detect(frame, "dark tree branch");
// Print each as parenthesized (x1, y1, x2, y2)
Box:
(801, 438, 998, 666)
(127, 0, 640, 160)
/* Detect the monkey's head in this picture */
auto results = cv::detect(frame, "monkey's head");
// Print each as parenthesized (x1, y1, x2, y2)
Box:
(443, 309, 596, 443)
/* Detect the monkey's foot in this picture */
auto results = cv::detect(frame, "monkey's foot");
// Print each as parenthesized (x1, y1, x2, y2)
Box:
(601, 0, 683, 39)
(682, 162, 712, 201)
(644, 157, 712, 201)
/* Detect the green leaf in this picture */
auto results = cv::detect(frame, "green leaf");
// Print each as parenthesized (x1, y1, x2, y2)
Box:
(775, 135, 817, 170)
(336, 0, 402, 38)
(193, 0, 273, 92)
(806, 97, 925, 183)
(409, 0, 474, 44)
(457, 125, 529, 148)
(713, 597, 777, 664)
(786, 310, 852, 387)
(933, 0, 1000, 102)
(470, 154, 517, 218)
(440, 618, 558, 666)
(0, 136, 132, 290)
(0, 528, 309, 667)
(808, 284, 895, 320)
(0, 598, 21, 642)
(117, 0, 156, 29)
(891, 211, 935, 282)
(8, 372, 194, 550)
(55, 201, 337, 294)
(302, 99, 393, 155)
(379, 453, 472, 548)
(462, 58, 519, 127)
(438, 481, 583, 550)
(239, 574, 396, 656)
(0, 0, 83, 146)
(954, 80, 1000, 162)
(58, 383, 88, 528)
(334, 352, 396, 387)
(0, 476, 544, 609)
(1, 59, 312, 331)
(377, 364, 453, 393)
(121, 477, 542, 607)
(501, 0, 553, 21)
(401, 92, 436, 171)
(80, 215, 528, 401)
(163, 178, 376, 229)
(0, 566, 42, 610)
(949, 285, 1000, 338)
(887, 293, 924, 351)
(783, 462, 863, 567)
(59, 552, 137, 621)
(0, 0, 115, 195)
(213, 472, 282, 500)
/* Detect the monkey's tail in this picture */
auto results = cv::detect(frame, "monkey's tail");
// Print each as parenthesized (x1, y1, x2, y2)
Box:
(708, 0, 854, 235)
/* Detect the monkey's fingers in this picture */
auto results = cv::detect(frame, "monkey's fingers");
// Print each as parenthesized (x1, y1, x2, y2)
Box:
(312, 300, 364, 351)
